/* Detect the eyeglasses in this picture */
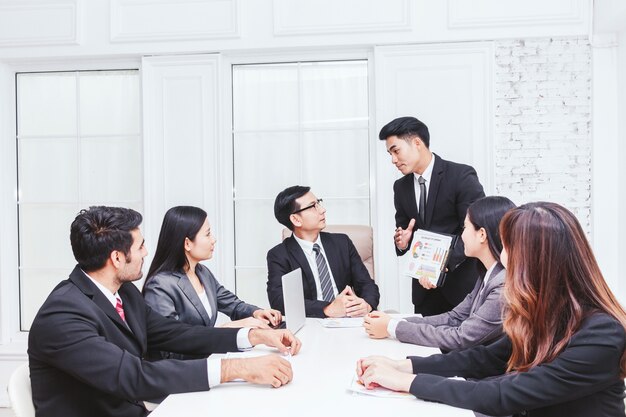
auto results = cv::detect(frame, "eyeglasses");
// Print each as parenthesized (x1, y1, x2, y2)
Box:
(292, 199, 324, 214)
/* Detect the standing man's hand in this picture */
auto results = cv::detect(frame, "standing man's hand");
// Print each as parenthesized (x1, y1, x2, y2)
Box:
(417, 277, 437, 290)
(394, 218, 416, 251)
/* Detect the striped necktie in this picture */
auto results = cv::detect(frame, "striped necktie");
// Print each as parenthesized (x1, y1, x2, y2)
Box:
(313, 243, 335, 302)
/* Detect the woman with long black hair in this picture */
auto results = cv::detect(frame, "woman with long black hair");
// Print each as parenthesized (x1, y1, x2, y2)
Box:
(144, 206, 281, 358)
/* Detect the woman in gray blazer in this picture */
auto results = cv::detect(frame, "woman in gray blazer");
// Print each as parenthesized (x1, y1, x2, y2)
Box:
(363, 196, 515, 351)
(143, 206, 282, 358)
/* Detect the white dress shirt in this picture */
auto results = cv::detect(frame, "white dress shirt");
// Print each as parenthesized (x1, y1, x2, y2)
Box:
(83, 270, 250, 388)
(386, 261, 499, 339)
(293, 234, 339, 299)
(198, 290, 213, 321)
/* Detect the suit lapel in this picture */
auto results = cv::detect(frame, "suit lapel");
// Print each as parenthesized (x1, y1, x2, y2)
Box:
(68, 267, 137, 339)
(470, 263, 505, 314)
(424, 154, 444, 228)
(284, 236, 317, 298)
(320, 233, 343, 291)
(119, 284, 147, 353)
(177, 271, 212, 326)
(401, 175, 422, 229)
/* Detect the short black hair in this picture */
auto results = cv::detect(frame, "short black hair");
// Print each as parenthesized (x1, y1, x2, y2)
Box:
(274, 185, 311, 231)
(70, 206, 142, 272)
(378, 116, 430, 148)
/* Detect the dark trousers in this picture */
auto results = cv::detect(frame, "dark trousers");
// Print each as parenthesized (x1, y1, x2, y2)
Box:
(413, 287, 454, 316)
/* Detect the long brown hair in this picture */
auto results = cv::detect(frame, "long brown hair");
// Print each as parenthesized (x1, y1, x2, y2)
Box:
(501, 202, 626, 377)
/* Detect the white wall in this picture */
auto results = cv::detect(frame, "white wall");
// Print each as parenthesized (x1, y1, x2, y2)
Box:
(2, 0, 624, 408)
(495, 37, 592, 223)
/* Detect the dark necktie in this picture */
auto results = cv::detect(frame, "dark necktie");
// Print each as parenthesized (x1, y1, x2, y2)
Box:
(312, 244, 335, 302)
(115, 297, 126, 322)
(418, 175, 426, 223)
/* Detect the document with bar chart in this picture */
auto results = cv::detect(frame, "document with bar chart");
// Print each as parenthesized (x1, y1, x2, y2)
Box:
(403, 229, 455, 287)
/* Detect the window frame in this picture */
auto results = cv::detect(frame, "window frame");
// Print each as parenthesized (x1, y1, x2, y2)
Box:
(0, 57, 141, 348)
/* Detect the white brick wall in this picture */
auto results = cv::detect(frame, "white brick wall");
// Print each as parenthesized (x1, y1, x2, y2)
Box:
(494, 37, 592, 231)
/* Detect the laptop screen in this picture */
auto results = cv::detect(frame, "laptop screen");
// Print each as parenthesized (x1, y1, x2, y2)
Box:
(281, 268, 306, 334)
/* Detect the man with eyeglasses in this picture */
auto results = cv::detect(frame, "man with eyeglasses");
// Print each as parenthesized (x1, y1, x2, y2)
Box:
(266, 185, 380, 318)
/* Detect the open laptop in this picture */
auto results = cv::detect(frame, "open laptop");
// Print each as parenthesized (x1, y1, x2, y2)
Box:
(280, 268, 306, 334)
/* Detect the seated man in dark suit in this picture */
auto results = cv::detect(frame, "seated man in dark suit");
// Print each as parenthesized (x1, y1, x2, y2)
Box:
(267, 186, 380, 318)
(28, 206, 301, 417)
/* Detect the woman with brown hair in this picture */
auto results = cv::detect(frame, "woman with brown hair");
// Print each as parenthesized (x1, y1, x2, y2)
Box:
(357, 202, 626, 417)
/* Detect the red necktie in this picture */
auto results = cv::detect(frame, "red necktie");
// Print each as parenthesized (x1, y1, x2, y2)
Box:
(115, 297, 126, 322)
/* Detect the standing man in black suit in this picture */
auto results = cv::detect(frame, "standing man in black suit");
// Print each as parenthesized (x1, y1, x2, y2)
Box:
(267, 186, 380, 318)
(28, 206, 301, 417)
(379, 117, 485, 316)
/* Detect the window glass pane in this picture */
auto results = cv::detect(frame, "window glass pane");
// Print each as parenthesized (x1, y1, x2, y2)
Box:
(300, 61, 369, 129)
(20, 268, 74, 331)
(233, 64, 299, 131)
(17, 73, 77, 136)
(79, 71, 141, 136)
(18, 138, 78, 202)
(301, 129, 369, 198)
(80, 136, 142, 202)
(235, 268, 271, 310)
(234, 200, 284, 266)
(320, 198, 370, 225)
(19, 204, 79, 268)
(233, 132, 300, 199)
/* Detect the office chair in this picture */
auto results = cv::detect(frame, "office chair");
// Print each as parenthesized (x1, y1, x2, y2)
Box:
(282, 224, 375, 280)
(7, 362, 35, 417)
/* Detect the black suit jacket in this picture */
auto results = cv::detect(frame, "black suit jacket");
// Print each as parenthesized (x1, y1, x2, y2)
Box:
(28, 266, 240, 417)
(394, 153, 485, 307)
(408, 313, 626, 417)
(266, 232, 380, 318)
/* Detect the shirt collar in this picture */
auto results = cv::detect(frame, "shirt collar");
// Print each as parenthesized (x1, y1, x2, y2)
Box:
(483, 261, 498, 284)
(413, 153, 435, 184)
(293, 233, 322, 256)
(82, 269, 120, 308)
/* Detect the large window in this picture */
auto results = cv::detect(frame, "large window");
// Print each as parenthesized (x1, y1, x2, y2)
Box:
(16, 70, 141, 330)
(232, 60, 370, 307)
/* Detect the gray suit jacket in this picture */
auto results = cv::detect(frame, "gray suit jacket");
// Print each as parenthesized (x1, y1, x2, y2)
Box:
(395, 263, 505, 351)
(143, 264, 259, 328)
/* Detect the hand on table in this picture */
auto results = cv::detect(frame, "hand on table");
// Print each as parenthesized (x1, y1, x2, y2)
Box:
(221, 317, 270, 329)
(356, 356, 415, 392)
(363, 311, 391, 338)
(253, 308, 283, 327)
(248, 328, 302, 355)
(222, 355, 292, 388)
(345, 295, 372, 317)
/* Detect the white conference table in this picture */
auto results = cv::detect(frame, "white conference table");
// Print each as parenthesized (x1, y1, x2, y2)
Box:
(150, 318, 473, 417)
